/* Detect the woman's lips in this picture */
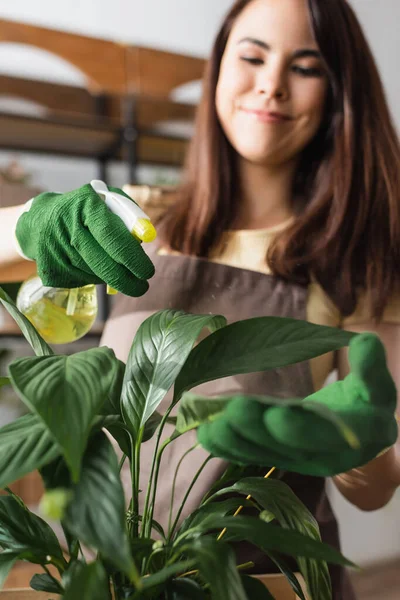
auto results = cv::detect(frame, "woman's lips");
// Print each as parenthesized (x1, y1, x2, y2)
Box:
(241, 108, 293, 123)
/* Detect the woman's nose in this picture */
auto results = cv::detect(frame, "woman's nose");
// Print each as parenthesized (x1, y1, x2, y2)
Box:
(257, 68, 288, 100)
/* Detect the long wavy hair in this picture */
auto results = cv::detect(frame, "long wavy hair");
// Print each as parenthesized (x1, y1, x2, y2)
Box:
(160, 0, 400, 319)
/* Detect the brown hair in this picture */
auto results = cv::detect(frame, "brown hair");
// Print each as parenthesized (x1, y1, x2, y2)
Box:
(161, 0, 400, 319)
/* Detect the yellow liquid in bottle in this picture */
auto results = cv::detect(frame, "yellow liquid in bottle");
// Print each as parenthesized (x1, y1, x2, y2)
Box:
(16, 276, 98, 344)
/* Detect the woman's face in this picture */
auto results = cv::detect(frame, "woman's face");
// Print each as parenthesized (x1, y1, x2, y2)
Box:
(216, 0, 329, 167)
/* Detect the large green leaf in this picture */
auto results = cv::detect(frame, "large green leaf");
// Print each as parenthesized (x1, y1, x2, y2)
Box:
(207, 478, 331, 599)
(121, 310, 226, 437)
(0, 496, 63, 563)
(172, 394, 230, 440)
(0, 413, 60, 490)
(191, 516, 354, 567)
(42, 432, 137, 581)
(9, 347, 120, 481)
(174, 317, 356, 399)
(183, 537, 248, 600)
(0, 551, 19, 589)
(0, 286, 53, 357)
(241, 575, 275, 599)
(63, 561, 110, 600)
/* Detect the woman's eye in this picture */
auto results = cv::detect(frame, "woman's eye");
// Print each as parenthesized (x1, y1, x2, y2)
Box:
(292, 65, 323, 78)
(240, 56, 264, 66)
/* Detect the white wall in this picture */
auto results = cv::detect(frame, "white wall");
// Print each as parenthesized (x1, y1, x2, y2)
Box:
(0, 0, 232, 56)
(0, 0, 399, 568)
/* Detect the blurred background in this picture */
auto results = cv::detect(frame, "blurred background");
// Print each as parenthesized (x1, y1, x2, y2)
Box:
(0, 2, 398, 597)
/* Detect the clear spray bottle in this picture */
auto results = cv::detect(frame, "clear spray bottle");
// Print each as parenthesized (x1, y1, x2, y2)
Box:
(16, 180, 157, 344)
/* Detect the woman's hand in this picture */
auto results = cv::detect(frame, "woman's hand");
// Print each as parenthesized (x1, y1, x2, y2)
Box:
(198, 333, 398, 477)
(15, 183, 155, 296)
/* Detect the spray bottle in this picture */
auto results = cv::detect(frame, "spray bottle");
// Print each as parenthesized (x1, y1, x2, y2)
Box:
(16, 180, 157, 344)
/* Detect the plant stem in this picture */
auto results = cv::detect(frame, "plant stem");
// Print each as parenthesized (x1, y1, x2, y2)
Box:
(131, 430, 143, 538)
(141, 408, 173, 540)
(144, 437, 170, 539)
(49, 555, 67, 574)
(168, 455, 213, 541)
(43, 564, 61, 588)
(167, 444, 198, 535)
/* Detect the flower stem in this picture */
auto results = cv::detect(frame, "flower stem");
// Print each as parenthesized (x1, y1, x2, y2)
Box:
(42, 564, 61, 589)
(130, 430, 143, 538)
(145, 437, 170, 539)
(168, 454, 213, 541)
(167, 444, 198, 535)
(141, 409, 172, 540)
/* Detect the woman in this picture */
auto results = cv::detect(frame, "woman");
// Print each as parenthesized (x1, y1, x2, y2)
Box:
(2, 0, 400, 597)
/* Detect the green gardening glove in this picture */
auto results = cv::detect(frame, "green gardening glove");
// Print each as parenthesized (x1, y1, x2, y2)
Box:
(198, 333, 398, 477)
(15, 183, 155, 296)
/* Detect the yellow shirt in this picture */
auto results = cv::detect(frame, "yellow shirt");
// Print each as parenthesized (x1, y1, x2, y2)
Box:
(160, 217, 400, 390)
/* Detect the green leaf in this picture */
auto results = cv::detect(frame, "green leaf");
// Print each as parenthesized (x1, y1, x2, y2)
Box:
(42, 432, 137, 582)
(30, 572, 63, 594)
(193, 516, 354, 567)
(0, 496, 63, 563)
(0, 377, 10, 389)
(104, 419, 132, 457)
(9, 347, 120, 481)
(141, 560, 196, 590)
(201, 463, 250, 503)
(172, 394, 230, 440)
(174, 317, 356, 399)
(100, 358, 126, 415)
(208, 477, 332, 599)
(138, 516, 166, 541)
(121, 309, 226, 437)
(0, 551, 19, 589)
(177, 498, 257, 540)
(0, 286, 53, 357)
(104, 400, 163, 459)
(241, 575, 275, 599)
(143, 411, 164, 442)
(266, 554, 307, 600)
(0, 414, 60, 490)
(183, 537, 248, 600)
(63, 561, 110, 600)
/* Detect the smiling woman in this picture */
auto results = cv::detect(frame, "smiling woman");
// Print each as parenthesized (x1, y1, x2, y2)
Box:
(215, 0, 328, 175)
(0, 1, 399, 599)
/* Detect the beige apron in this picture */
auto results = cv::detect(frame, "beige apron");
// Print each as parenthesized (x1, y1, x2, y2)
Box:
(100, 244, 355, 600)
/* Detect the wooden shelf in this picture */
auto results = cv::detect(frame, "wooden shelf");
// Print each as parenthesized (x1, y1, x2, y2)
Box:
(0, 112, 189, 166)
(0, 19, 203, 171)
